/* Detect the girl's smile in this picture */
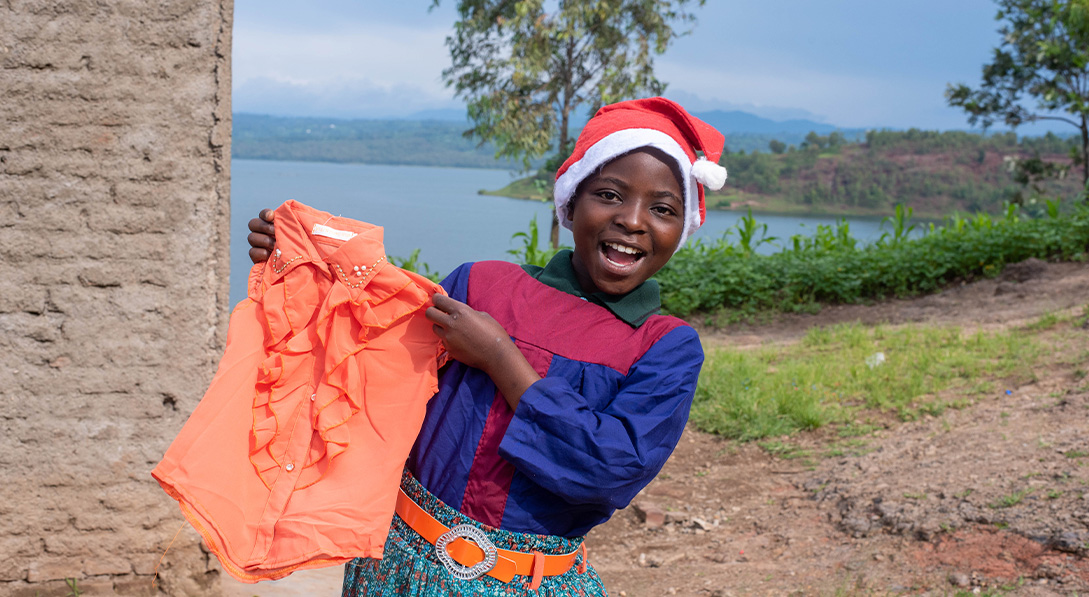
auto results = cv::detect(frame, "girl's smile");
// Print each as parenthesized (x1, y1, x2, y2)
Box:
(567, 148, 685, 296)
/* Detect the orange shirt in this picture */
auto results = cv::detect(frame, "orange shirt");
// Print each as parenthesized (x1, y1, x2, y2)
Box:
(153, 200, 446, 582)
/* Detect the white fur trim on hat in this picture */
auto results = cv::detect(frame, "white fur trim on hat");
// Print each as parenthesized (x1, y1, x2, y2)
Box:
(692, 157, 728, 190)
(553, 129, 702, 250)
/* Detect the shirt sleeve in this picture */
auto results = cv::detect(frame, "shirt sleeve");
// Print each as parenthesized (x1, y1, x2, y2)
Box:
(497, 325, 704, 510)
(439, 262, 473, 301)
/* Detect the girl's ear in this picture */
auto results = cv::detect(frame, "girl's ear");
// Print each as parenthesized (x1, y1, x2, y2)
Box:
(565, 198, 576, 222)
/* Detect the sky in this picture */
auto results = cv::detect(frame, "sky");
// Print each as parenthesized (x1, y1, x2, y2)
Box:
(232, 1, 1058, 132)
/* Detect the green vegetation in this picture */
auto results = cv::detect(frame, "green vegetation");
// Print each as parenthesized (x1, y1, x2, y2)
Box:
(507, 215, 569, 267)
(690, 323, 1040, 441)
(655, 203, 1089, 318)
(389, 249, 442, 283)
(480, 174, 551, 200)
(435, 0, 704, 170)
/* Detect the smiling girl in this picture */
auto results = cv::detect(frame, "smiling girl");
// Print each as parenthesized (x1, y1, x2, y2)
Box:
(246, 97, 726, 596)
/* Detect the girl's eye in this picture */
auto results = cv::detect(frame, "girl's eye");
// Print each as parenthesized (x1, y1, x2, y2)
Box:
(596, 190, 621, 202)
(653, 205, 678, 217)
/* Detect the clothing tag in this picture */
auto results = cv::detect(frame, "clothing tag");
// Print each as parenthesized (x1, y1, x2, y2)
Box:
(312, 224, 357, 242)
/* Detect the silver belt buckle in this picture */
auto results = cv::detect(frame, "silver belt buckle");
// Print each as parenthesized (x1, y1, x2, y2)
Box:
(434, 524, 499, 581)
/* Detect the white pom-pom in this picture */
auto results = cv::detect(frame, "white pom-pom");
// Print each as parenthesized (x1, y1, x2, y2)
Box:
(691, 157, 728, 190)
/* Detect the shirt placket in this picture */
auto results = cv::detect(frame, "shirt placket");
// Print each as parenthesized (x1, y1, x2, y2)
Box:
(249, 376, 320, 566)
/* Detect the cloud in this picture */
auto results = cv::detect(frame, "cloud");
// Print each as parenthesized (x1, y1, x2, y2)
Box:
(656, 58, 971, 130)
(233, 22, 457, 116)
(233, 77, 461, 119)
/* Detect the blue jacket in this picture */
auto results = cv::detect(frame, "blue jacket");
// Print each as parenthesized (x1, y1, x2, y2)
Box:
(407, 257, 704, 537)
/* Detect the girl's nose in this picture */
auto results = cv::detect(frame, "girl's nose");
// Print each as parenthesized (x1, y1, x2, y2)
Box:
(614, 201, 647, 233)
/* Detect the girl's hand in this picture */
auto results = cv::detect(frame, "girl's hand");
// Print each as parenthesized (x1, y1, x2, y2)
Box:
(247, 208, 277, 263)
(426, 293, 540, 407)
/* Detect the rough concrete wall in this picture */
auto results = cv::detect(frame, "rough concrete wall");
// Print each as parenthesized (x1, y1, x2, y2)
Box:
(0, 0, 232, 595)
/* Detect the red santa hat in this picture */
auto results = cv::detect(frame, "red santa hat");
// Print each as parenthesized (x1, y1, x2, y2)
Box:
(554, 97, 727, 249)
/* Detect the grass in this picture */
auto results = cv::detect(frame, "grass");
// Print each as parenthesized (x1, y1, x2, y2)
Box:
(990, 488, 1035, 509)
(1025, 311, 1062, 331)
(758, 440, 812, 461)
(691, 322, 1041, 441)
(1076, 302, 1089, 328)
(478, 174, 550, 201)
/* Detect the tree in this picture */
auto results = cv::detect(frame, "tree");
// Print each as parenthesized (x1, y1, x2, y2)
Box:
(946, 0, 1089, 199)
(433, 0, 707, 247)
(768, 139, 787, 154)
(801, 131, 826, 151)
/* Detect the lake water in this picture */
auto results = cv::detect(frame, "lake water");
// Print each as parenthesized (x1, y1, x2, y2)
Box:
(230, 159, 893, 305)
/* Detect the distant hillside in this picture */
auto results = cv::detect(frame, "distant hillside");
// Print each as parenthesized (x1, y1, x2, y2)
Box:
(712, 129, 1080, 217)
(485, 129, 1082, 218)
(230, 111, 865, 167)
(231, 113, 532, 170)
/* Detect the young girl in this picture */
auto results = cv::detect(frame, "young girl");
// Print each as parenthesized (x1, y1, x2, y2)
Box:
(245, 97, 726, 596)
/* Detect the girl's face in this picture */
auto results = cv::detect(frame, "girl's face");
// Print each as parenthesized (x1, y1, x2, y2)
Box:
(567, 148, 685, 296)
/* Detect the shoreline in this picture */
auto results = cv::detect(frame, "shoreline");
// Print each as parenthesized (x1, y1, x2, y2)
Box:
(478, 186, 952, 221)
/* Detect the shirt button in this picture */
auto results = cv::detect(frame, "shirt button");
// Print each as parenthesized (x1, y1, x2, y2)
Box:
(310, 394, 316, 401)
(285, 463, 295, 472)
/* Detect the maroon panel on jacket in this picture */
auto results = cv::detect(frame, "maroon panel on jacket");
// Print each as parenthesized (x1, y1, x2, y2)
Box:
(466, 261, 684, 375)
(460, 341, 554, 527)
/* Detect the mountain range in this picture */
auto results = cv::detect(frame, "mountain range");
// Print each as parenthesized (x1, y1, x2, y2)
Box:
(400, 108, 848, 137)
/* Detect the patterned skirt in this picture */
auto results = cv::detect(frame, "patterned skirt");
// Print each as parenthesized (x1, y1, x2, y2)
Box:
(341, 471, 607, 596)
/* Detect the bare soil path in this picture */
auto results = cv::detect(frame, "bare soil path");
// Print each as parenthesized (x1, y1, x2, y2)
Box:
(225, 260, 1089, 597)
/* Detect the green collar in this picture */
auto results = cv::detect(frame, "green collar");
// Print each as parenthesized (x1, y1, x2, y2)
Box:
(521, 250, 661, 328)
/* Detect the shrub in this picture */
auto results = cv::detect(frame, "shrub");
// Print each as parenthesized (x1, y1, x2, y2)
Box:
(656, 204, 1089, 317)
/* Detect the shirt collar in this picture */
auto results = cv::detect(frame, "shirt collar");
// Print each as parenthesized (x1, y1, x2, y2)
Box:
(265, 201, 388, 302)
(522, 249, 661, 328)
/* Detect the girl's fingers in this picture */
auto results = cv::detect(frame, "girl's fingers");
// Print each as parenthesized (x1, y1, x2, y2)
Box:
(430, 293, 468, 317)
(249, 247, 271, 264)
(430, 293, 454, 310)
(425, 305, 454, 328)
(248, 217, 275, 237)
(426, 296, 469, 331)
(247, 231, 275, 250)
(247, 209, 276, 264)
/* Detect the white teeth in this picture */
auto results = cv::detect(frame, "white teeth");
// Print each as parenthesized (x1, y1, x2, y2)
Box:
(605, 242, 642, 255)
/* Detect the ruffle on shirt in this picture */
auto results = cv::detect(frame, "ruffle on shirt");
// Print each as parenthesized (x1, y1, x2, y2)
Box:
(249, 246, 443, 491)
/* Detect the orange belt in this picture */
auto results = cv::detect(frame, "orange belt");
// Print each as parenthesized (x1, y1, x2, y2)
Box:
(394, 488, 587, 589)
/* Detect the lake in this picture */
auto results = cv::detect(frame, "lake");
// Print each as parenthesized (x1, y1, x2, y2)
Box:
(230, 159, 894, 306)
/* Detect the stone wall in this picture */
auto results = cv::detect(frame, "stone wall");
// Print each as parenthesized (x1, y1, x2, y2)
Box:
(0, 1, 232, 595)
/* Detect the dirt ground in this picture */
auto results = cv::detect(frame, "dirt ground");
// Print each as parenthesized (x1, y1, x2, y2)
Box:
(224, 259, 1089, 597)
